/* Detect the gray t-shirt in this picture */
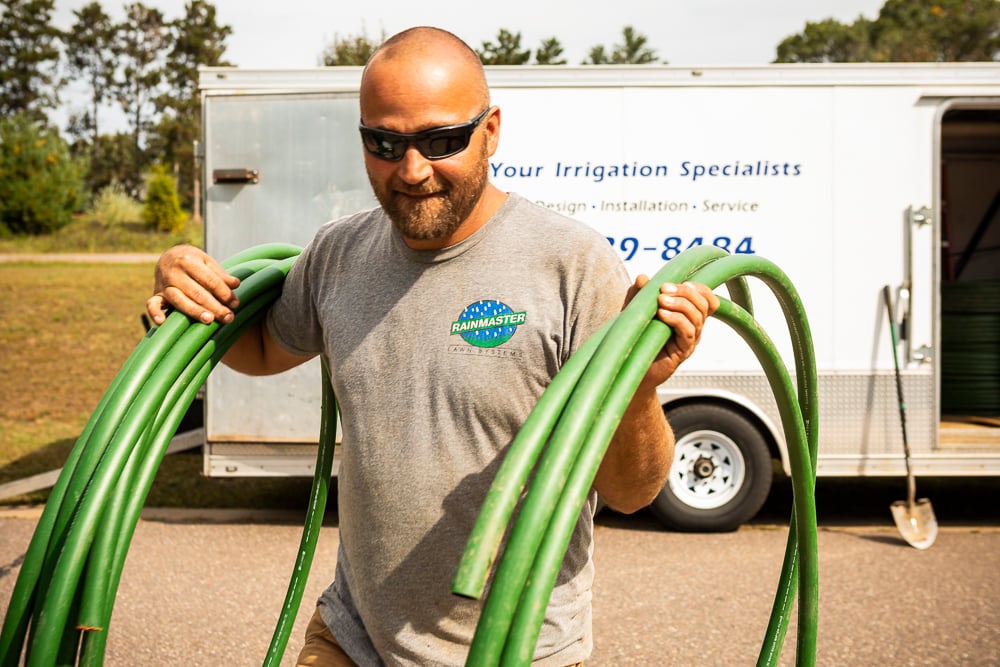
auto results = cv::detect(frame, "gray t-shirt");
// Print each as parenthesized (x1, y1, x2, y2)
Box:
(267, 193, 629, 666)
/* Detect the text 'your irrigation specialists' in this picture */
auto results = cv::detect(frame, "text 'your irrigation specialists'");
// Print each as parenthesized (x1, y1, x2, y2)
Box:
(490, 159, 804, 183)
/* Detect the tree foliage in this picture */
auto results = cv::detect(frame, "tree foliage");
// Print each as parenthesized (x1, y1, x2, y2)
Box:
(163, 0, 231, 100)
(83, 131, 139, 198)
(142, 163, 185, 232)
(534, 37, 567, 65)
(0, 114, 86, 235)
(155, 0, 232, 208)
(64, 2, 117, 146)
(478, 29, 532, 65)
(0, 0, 236, 235)
(113, 1, 167, 185)
(6, 0, 999, 241)
(476, 29, 568, 65)
(584, 26, 661, 64)
(776, 0, 1000, 62)
(321, 30, 382, 66)
(874, 0, 1000, 60)
(0, 0, 63, 123)
(773, 18, 874, 63)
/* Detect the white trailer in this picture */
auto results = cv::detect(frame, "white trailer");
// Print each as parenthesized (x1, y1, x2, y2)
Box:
(198, 64, 1000, 530)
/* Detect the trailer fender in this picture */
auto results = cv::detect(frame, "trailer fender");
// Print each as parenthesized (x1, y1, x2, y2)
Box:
(658, 388, 790, 474)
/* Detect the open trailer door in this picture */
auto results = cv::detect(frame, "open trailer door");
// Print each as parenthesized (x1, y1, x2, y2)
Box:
(938, 103, 1000, 442)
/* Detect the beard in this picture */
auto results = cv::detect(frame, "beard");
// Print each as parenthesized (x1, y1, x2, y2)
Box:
(369, 143, 490, 242)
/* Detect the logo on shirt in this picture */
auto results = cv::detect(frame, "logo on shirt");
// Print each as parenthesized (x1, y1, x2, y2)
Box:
(450, 300, 526, 348)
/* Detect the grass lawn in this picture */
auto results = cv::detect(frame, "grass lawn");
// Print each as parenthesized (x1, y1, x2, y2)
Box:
(0, 262, 149, 465)
(0, 260, 315, 509)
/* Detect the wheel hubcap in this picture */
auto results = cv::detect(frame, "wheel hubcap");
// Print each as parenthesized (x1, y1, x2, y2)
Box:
(668, 430, 747, 510)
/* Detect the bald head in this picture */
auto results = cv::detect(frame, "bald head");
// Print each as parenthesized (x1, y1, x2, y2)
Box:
(372, 26, 483, 71)
(360, 27, 490, 122)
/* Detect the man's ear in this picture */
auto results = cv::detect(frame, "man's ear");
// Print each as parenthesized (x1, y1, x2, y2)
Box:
(485, 106, 501, 156)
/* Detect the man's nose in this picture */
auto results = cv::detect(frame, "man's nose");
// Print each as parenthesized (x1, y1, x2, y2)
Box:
(395, 145, 434, 184)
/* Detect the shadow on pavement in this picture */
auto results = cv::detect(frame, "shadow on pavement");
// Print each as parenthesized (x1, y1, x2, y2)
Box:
(596, 475, 999, 532)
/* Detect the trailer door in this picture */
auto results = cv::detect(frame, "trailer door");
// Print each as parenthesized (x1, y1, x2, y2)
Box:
(938, 103, 1000, 434)
(202, 92, 374, 476)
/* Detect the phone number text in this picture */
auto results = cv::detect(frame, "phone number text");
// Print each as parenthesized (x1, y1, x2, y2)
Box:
(607, 236, 757, 261)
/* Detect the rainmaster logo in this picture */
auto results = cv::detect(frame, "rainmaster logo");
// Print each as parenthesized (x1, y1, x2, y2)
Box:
(450, 299, 526, 349)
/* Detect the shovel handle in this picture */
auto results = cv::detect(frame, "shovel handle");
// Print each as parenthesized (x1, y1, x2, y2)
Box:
(883, 285, 916, 505)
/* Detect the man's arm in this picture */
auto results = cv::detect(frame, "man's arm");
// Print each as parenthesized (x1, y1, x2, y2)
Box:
(593, 280, 719, 514)
(146, 245, 313, 376)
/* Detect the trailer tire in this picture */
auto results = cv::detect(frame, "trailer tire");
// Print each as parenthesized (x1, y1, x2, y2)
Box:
(650, 404, 772, 532)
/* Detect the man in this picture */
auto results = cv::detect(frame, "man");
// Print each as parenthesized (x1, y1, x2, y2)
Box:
(147, 26, 718, 667)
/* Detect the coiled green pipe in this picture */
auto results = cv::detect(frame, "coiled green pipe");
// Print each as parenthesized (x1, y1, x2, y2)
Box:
(0, 243, 341, 667)
(455, 248, 818, 666)
(2, 243, 817, 667)
(263, 354, 337, 667)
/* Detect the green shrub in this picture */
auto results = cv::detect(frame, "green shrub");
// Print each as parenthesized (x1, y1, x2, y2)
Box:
(142, 164, 186, 233)
(90, 182, 143, 227)
(0, 114, 87, 235)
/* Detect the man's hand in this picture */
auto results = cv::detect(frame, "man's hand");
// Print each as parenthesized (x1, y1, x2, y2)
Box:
(626, 276, 720, 390)
(146, 245, 242, 326)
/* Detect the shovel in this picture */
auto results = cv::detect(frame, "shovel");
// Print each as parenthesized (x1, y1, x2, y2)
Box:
(883, 285, 938, 549)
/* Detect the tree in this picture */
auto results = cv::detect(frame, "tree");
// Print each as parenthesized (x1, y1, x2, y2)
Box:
(0, 0, 63, 123)
(64, 2, 117, 157)
(534, 37, 567, 65)
(153, 0, 232, 210)
(162, 0, 231, 101)
(321, 30, 382, 66)
(113, 1, 167, 189)
(84, 131, 139, 195)
(872, 0, 1000, 61)
(583, 26, 661, 64)
(142, 163, 186, 232)
(478, 29, 531, 65)
(774, 17, 874, 62)
(0, 113, 86, 235)
(584, 45, 610, 65)
(775, 0, 1000, 62)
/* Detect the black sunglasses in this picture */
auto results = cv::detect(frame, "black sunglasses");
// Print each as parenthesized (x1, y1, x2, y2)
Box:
(358, 108, 490, 162)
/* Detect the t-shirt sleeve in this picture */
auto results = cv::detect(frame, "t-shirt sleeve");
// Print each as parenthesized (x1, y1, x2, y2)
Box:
(566, 237, 631, 358)
(265, 235, 325, 357)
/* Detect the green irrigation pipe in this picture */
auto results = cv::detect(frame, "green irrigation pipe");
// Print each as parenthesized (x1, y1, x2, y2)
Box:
(0, 243, 342, 667)
(452, 247, 743, 601)
(30, 260, 294, 666)
(453, 247, 740, 660)
(455, 247, 818, 667)
(2, 243, 818, 667)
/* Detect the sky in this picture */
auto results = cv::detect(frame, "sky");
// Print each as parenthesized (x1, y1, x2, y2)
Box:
(52, 0, 886, 67)
(49, 0, 886, 130)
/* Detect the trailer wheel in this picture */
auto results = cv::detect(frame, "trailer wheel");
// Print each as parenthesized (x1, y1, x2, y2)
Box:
(650, 404, 772, 532)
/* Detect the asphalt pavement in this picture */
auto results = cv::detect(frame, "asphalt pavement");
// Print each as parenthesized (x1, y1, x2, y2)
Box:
(1, 505, 997, 666)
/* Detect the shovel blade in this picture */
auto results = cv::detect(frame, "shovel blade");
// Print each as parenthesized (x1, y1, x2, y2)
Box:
(891, 498, 938, 549)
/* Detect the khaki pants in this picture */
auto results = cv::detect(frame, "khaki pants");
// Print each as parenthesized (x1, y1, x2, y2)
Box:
(297, 608, 357, 666)
(296, 607, 583, 667)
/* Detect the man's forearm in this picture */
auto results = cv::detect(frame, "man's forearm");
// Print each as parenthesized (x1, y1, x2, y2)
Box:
(594, 388, 674, 514)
